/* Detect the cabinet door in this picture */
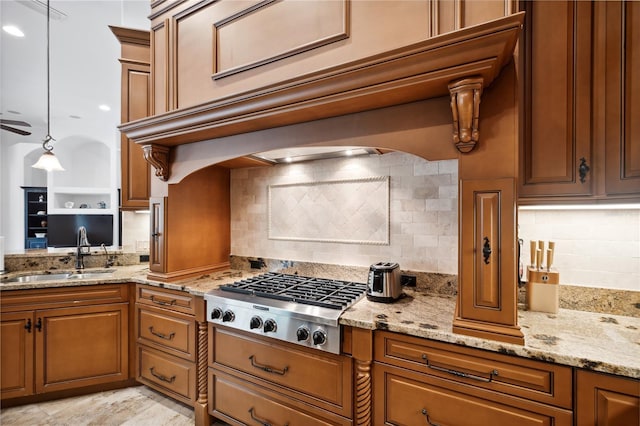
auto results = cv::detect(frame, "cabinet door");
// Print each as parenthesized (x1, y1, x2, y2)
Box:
(603, 1, 640, 196)
(121, 62, 151, 210)
(149, 197, 167, 273)
(0, 311, 35, 399)
(34, 303, 128, 394)
(576, 370, 639, 426)
(454, 178, 523, 344)
(520, 1, 593, 200)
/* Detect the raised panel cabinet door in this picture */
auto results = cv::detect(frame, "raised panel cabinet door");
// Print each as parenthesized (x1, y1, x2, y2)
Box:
(34, 303, 128, 394)
(454, 178, 523, 345)
(604, 1, 640, 197)
(520, 0, 593, 200)
(121, 63, 151, 210)
(576, 370, 640, 426)
(149, 197, 167, 273)
(0, 311, 35, 399)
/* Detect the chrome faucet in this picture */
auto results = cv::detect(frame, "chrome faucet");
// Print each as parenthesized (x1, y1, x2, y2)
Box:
(75, 226, 91, 269)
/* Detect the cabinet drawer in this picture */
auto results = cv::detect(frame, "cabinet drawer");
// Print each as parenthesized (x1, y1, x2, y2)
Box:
(211, 326, 352, 417)
(209, 369, 351, 426)
(1, 284, 129, 312)
(374, 331, 572, 409)
(374, 364, 572, 426)
(136, 285, 197, 316)
(136, 305, 196, 361)
(137, 345, 196, 404)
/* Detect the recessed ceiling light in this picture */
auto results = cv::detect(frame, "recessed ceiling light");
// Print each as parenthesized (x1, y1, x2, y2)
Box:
(3, 25, 24, 37)
(98, 105, 111, 111)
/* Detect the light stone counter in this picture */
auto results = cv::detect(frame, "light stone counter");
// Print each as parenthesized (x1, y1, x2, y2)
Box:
(340, 288, 640, 379)
(2, 265, 638, 379)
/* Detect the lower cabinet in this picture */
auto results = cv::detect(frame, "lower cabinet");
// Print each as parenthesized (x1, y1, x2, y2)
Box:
(372, 330, 573, 426)
(576, 370, 640, 426)
(0, 285, 130, 400)
(208, 325, 353, 425)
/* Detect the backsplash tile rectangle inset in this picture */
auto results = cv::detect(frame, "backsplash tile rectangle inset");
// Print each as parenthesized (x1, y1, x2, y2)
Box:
(268, 176, 389, 245)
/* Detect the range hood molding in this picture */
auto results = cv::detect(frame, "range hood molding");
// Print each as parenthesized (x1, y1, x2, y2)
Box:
(120, 12, 524, 157)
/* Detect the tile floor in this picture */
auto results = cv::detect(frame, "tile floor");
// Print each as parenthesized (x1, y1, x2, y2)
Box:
(0, 386, 228, 426)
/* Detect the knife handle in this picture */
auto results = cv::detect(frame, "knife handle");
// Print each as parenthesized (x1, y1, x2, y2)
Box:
(547, 248, 554, 270)
(530, 241, 537, 266)
(536, 249, 542, 270)
(538, 240, 545, 252)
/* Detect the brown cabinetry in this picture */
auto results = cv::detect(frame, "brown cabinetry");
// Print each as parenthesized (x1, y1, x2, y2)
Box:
(134, 284, 208, 425)
(111, 26, 152, 210)
(373, 331, 573, 425)
(0, 285, 130, 400)
(519, 0, 640, 204)
(208, 326, 353, 425)
(576, 370, 640, 426)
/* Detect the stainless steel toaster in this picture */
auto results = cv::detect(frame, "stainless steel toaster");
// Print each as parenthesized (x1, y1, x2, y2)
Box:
(366, 262, 402, 302)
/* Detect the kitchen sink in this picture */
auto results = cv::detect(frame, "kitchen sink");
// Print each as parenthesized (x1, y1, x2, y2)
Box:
(2, 270, 115, 283)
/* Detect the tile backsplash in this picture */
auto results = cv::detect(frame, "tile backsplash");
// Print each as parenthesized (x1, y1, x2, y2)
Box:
(231, 151, 458, 273)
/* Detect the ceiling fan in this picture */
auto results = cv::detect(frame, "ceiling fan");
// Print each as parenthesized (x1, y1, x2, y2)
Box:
(0, 118, 32, 136)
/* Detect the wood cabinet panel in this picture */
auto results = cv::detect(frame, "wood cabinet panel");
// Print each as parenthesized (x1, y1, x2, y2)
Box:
(0, 311, 35, 399)
(209, 369, 351, 426)
(137, 304, 196, 361)
(0, 284, 128, 312)
(374, 331, 573, 409)
(149, 196, 167, 274)
(576, 370, 639, 426)
(34, 304, 128, 394)
(138, 344, 196, 403)
(373, 364, 573, 426)
(603, 1, 640, 196)
(151, 19, 171, 114)
(520, 0, 593, 199)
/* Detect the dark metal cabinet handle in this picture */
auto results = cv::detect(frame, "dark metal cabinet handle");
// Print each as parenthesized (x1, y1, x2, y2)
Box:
(149, 295, 176, 306)
(35, 317, 42, 332)
(422, 354, 499, 383)
(422, 409, 441, 426)
(249, 355, 288, 375)
(151, 232, 160, 238)
(248, 408, 289, 426)
(24, 318, 32, 333)
(482, 237, 492, 265)
(149, 367, 175, 384)
(579, 157, 590, 183)
(149, 326, 175, 340)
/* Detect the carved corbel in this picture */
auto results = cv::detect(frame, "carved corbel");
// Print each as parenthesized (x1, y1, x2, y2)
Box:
(142, 144, 170, 181)
(448, 77, 484, 153)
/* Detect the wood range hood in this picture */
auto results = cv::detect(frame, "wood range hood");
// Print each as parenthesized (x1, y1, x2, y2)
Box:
(120, 12, 524, 179)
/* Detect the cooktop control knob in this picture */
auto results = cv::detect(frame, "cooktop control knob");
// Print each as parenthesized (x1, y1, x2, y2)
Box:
(312, 329, 327, 346)
(296, 326, 310, 342)
(210, 307, 223, 320)
(249, 316, 263, 330)
(222, 310, 235, 322)
(263, 318, 277, 333)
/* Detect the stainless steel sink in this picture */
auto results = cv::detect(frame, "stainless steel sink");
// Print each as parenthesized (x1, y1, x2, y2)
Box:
(3, 270, 115, 283)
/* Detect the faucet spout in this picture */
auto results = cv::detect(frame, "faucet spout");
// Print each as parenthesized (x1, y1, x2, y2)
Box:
(76, 226, 91, 269)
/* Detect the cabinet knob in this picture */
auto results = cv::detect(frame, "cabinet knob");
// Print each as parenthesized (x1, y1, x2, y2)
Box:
(579, 157, 590, 183)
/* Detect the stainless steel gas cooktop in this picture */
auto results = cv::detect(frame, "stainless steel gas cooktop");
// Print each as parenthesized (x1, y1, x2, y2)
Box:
(204, 272, 367, 354)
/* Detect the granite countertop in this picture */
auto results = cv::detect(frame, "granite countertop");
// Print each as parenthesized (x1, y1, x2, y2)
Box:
(340, 288, 640, 379)
(2, 266, 638, 379)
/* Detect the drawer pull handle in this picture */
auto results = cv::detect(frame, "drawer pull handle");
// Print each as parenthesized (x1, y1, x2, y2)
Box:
(149, 326, 175, 340)
(149, 367, 176, 384)
(249, 355, 289, 376)
(25, 318, 32, 333)
(248, 407, 289, 426)
(421, 409, 441, 426)
(150, 295, 177, 306)
(422, 354, 499, 383)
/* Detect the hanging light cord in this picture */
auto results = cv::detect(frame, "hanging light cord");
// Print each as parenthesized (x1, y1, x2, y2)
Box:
(42, 0, 54, 152)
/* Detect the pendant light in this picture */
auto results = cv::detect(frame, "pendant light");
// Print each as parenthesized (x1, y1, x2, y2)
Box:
(32, 0, 64, 172)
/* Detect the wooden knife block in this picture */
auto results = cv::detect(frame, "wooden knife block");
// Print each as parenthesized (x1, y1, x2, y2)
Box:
(527, 267, 559, 314)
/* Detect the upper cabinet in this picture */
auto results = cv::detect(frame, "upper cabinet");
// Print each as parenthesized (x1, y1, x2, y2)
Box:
(519, 0, 640, 204)
(111, 26, 152, 211)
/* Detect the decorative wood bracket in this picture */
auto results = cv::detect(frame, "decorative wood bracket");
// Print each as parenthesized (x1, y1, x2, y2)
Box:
(449, 77, 484, 153)
(142, 144, 170, 181)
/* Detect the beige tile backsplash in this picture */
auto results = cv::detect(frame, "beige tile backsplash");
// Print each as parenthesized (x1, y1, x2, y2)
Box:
(231, 152, 458, 274)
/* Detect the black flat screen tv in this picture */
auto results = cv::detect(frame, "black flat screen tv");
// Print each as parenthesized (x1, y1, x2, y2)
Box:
(47, 214, 114, 248)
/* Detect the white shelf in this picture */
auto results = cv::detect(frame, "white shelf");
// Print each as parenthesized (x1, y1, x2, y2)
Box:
(52, 186, 112, 195)
(48, 208, 115, 215)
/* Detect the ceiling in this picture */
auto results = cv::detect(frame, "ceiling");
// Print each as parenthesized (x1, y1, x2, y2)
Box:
(0, 0, 150, 149)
